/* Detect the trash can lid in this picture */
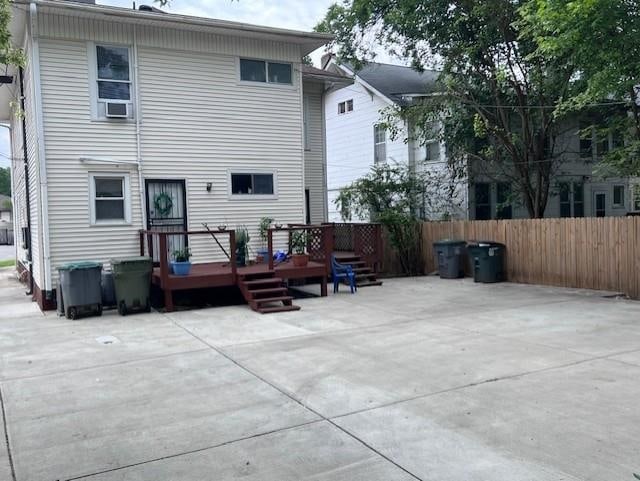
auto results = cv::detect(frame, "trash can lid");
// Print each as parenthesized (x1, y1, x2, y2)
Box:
(110, 256, 152, 265)
(58, 261, 103, 271)
(433, 239, 466, 246)
(467, 240, 504, 247)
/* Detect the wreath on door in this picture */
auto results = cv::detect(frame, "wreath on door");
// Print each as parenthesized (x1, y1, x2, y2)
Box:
(153, 192, 173, 217)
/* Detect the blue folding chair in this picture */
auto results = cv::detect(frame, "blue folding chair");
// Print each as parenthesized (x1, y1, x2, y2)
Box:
(332, 255, 357, 294)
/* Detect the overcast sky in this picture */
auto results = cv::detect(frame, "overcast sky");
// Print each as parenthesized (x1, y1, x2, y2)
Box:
(0, 0, 400, 170)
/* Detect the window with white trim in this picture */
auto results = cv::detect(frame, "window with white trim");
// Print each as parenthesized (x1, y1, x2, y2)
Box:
(613, 185, 625, 208)
(425, 141, 440, 161)
(93, 44, 134, 119)
(89, 173, 131, 224)
(338, 99, 353, 114)
(230, 173, 275, 195)
(240, 59, 292, 84)
(374, 124, 386, 163)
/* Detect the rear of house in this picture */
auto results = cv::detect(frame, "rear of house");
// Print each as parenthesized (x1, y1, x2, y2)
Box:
(3, 0, 333, 309)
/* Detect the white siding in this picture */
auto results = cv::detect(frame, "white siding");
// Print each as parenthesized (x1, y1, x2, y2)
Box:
(36, 13, 306, 276)
(324, 79, 408, 221)
(303, 81, 327, 224)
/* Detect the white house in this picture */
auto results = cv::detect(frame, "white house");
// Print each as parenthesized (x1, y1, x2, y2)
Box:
(324, 58, 640, 222)
(322, 58, 467, 221)
(3, 0, 344, 309)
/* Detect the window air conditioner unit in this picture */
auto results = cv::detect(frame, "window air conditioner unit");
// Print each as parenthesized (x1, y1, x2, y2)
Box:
(105, 102, 128, 118)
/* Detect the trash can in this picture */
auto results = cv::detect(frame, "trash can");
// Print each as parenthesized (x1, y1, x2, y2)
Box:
(110, 256, 153, 316)
(467, 241, 506, 283)
(57, 261, 103, 319)
(432, 239, 466, 279)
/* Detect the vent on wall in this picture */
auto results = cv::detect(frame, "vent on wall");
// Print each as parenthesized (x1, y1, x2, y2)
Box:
(105, 102, 128, 118)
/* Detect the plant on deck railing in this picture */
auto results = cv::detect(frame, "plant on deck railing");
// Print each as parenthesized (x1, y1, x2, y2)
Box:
(258, 216, 274, 248)
(291, 230, 308, 255)
(235, 226, 250, 266)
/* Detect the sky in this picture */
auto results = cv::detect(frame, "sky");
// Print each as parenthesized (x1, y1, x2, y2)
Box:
(0, 0, 402, 170)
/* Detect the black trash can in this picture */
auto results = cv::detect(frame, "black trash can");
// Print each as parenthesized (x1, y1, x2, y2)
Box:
(57, 261, 103, 319)
(432, 239, 466, 279)
(467, 241, 505, 283)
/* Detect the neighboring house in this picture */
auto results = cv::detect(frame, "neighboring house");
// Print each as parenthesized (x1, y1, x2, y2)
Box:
(2, 0, 338, 309)
(324, 58, 640, 221)
(0, 194, 11, 224)
(322, 58, 467, 222)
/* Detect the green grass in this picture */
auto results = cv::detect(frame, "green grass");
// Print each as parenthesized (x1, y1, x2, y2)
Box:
(0, 259, 15, 268)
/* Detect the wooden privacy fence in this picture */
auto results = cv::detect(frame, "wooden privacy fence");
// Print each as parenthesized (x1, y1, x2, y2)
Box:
(384, 217, 640, 299)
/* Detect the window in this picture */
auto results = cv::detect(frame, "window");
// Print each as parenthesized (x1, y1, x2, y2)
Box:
(425, 142, 440, 161)
(634, 185, 640, 211)
(89, 173, 130, 224)
(338, 99, 353, 114)
(93, 45, 133, 119)
(240, 59, 292, 84)
(496, 183, 512, 219)
(613, 185, 625, 208)
(374, 124, 386, 163)
(579, 123, 593, 159)
(474, 183, 491, 220)
(230, 173, 274, 196)
(559, 181, 584, 218)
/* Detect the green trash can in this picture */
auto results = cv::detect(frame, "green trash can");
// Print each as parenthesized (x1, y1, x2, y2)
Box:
(58, 261, 103, 319)
(110, 256, 153, 316)
(467, 242, 506, 283)
(432, 239, 466, 279)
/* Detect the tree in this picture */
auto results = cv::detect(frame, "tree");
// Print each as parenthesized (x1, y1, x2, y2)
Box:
(523, 0, 640, 176)
(317, 0, 579, 218)
(0, 166, 10, 196)
(336, 163, 425, 275)
(0, 0, 24, 68)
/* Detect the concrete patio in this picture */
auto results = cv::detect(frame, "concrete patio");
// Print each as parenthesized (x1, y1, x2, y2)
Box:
(1, 267, 640, 480)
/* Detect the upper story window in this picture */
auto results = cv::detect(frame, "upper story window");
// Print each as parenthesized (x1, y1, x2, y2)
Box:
(374, 124, 386, 163)
(338, 99, 353, 114)
(240, 59, 292, 85)
(425, 141, 440, 161)
(91, 44, 134, 120)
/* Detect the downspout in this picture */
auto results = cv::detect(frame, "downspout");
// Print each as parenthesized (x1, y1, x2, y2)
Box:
(30, 2, 52, 296)
(18, 68, 33, 295)
(133, 24, 146, 230)
(299, 64, 306, 224)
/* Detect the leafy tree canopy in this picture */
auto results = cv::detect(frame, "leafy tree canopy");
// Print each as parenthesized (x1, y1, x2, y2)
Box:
(0, 167, 10, 196)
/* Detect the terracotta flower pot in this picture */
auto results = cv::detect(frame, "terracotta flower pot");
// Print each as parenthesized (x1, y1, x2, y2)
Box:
(292, 253, 309, 267)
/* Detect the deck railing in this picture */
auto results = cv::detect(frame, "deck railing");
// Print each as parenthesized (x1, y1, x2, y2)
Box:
(268, 224, 334, 274)
(324, 222, 383, 272)
(139, 229, 237, 286)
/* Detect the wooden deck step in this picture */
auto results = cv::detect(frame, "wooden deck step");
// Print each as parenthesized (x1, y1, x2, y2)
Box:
(256, 305, 302, 314)
(243, 277, 284, 286)
(357, 280, 383, 287)
(237, 270, 300, 313)
(247, 287, 288, 298)
(335, 253, 383, 288)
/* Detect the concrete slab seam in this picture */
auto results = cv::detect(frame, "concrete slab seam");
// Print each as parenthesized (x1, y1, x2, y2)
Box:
(170, 318, 425, 481)
(0, 383, 17, 481)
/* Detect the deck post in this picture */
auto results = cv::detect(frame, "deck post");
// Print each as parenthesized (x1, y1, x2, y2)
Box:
(158, 233, 174, 311)
(324, 225, 334, 276)
(268, 229, 274, 270)
(230, 230, 237, 279)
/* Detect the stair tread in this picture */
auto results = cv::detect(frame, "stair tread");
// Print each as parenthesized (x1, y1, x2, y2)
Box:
(242, 277, 284, 285)
(249, 286, 287, 294)
(257, 305, 301, 314)
(357, 280, 383, 287)
(352, 267, 373, 272)
(252, 296, 294, 304)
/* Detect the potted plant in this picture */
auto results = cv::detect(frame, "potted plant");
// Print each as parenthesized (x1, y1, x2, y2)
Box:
(257, 217, 274, 264)
(171, 247, 192, 275)
(235, 226, 250, 267)
(291, 230, 309, 267)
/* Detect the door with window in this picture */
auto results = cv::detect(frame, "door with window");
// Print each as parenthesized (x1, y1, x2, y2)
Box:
(145, 180, 187, 263)
(594, 191, 606, 217)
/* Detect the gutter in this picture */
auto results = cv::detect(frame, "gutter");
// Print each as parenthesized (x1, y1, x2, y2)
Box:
(30, 2, 53, 296)
(133, 24, 146, 230)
